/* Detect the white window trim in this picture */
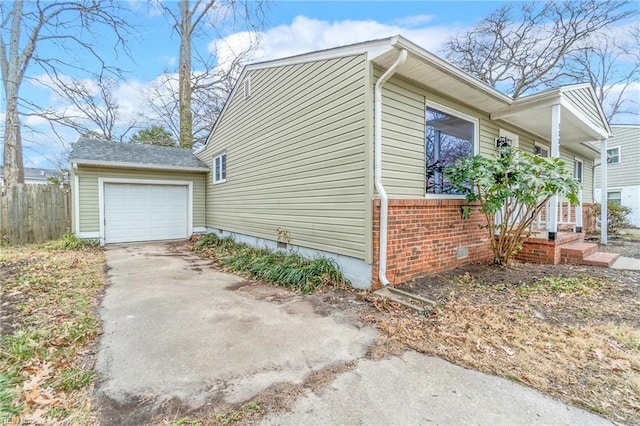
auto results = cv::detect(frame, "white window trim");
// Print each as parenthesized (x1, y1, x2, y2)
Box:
(498, 128, 520, 148)
(534, 142, 550, 157)
(425, 100, 480, 199)
(574, 157, 584, 183)
(213, 152, 227, 184)
(606, 146, 621, 164)
(97, 178, 194, 246)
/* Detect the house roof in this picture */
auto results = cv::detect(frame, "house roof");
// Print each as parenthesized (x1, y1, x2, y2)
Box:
(202, 35, 611, 160)
(0, 167, 62, 182)
(70, 138, 209, 172)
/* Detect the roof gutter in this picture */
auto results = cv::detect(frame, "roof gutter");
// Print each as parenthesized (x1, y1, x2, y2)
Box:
(374, 48, 407, 287)
(70, 160, 209, 172)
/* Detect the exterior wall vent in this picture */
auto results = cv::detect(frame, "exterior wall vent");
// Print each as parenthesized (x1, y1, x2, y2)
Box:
(243, 78, 251, 100)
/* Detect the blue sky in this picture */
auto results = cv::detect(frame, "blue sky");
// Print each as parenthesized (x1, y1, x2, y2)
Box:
(3, 1, 638, 169)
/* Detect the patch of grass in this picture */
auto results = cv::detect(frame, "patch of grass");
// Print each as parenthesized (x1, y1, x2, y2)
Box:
(192, 233, 348, 293)
(49, 233, 99, 251)
(521, 274, 606, 295)
(0, 244, 105, 422)
(0, 372, 22, 417)
(55, 368, 94, 391)
(213, 402, 263, 426)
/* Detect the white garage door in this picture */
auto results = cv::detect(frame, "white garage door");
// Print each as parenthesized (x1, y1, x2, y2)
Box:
(104, 183, 188, 243)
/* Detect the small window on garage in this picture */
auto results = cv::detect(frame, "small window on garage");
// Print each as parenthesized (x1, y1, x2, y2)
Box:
(213, 153, 226, 184)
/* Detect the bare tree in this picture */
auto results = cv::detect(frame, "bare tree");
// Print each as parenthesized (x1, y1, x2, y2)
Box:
(26, 73, 140, 142)
(153, 0, 264, 148)
(445, 1, 636, 99)
(564, 24, 640, 121)
(0, 0, 132, 186)
(147, 43, 252, 147)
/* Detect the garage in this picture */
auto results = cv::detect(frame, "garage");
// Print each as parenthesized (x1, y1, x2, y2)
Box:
(103, 183, 189, 244)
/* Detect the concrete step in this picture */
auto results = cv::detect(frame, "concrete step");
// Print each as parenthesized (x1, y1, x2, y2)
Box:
(560, 242, 598, 262)
(581, 252, 620, 267)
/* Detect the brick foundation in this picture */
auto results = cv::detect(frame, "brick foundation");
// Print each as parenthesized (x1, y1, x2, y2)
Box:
(372, 199, 493, 287)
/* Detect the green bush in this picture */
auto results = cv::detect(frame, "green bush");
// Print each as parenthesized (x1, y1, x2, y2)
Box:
(49, 233, 99, 250)
(192, 234, 348, 293)
(592, 202, 631, 234)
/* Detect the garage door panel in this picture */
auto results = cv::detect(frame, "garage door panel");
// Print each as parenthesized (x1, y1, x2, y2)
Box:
(104, 183, 188, 244)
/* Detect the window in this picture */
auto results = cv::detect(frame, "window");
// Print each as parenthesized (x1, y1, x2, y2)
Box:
(574, 158, 583, 183)
(607, 191, 622, 205)
(213, 153, 226, 184)
(607, 147, 620, 164)
(534, 144, 549, 158)
(426, 104, 477, 195)
(497, 129, 519, 149)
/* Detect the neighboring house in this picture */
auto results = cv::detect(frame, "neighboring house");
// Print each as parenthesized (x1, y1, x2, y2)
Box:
(69, 139, 208, 243)
(70, 36, 611, 288)
(594, 125, 640, 227)
(0, 166, 65, 186)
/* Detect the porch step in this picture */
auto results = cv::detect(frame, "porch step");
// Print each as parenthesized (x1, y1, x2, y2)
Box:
(560, 242, 620, 267)
(581, 252, 620, 267)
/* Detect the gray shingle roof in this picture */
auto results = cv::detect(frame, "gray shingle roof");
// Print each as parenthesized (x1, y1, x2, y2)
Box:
(0, 167, 64, 182)
(69, 138, 208, 170)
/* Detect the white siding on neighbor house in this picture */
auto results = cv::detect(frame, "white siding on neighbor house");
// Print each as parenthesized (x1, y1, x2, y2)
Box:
(594, 126, 640, 226)
(198, 54, 371, 261)
(75, 166, 206, 233)
(595, 126, 640, 187)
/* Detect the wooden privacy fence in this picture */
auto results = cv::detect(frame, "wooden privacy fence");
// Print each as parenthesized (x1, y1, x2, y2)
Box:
(0, 184, 71, 244)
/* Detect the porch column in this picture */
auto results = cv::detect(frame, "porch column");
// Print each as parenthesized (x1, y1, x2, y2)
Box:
(547, 103, 560, 240)
(601, 138, 608, 245)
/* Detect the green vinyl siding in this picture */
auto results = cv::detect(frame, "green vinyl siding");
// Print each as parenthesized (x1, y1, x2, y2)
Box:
(563, 88, 603, 132)
(76, 166, 206, 233)
(198, 54, 370, 261)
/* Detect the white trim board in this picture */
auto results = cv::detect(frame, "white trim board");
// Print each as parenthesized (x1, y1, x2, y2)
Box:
(97, 178, 194, 245)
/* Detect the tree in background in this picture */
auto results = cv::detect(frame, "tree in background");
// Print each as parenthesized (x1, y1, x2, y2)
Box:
(152, 0, 265, 148)
(0, 0, 132, 187)
(27, 74, 140, 143)
(130, 125, 177, 147)
(445, 1, 637, 121)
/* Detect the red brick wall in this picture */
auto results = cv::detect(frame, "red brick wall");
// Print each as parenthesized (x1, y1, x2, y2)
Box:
(372, 199, 493, 287)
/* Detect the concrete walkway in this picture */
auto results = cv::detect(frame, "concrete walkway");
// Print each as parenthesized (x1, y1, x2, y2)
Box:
(611, 256, 640, 270)
(96, 241, 611, 425)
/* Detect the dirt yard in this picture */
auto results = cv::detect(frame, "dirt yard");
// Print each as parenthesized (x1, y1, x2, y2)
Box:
(361, 238, 640, 425)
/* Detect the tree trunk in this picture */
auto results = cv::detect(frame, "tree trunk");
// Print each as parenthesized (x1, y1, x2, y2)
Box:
(3, 93, 25, 186)
(2, 0, 25, 186)
(178, 0, 193, 149)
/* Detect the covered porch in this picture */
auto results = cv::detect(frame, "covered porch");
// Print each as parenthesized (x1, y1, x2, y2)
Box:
(491, 84, 612, 244)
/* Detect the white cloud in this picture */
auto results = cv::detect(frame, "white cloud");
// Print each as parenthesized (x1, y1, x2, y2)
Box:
(212, 15, 459, 67)
(392, 14, 437, 28)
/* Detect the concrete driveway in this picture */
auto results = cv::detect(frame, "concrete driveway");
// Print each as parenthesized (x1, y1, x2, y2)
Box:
(95, 241, 610, 425)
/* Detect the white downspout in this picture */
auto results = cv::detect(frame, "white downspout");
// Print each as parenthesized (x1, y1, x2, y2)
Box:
(375, 49, 407, 286)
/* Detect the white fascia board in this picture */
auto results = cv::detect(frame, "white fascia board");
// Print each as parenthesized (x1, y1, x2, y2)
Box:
(71, 160, 209, 172)
(391, 35, 513, 105)
(244, 37, 393, 71)
(201, 37, 396, 152)
(491, 95, 561, 120)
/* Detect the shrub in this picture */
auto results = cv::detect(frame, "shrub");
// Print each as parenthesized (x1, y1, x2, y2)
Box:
(445, 147, 580, 265)
(51, 233, 99, 250)
(592, 202, 631, 234)
(192, 234, 348, 293)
